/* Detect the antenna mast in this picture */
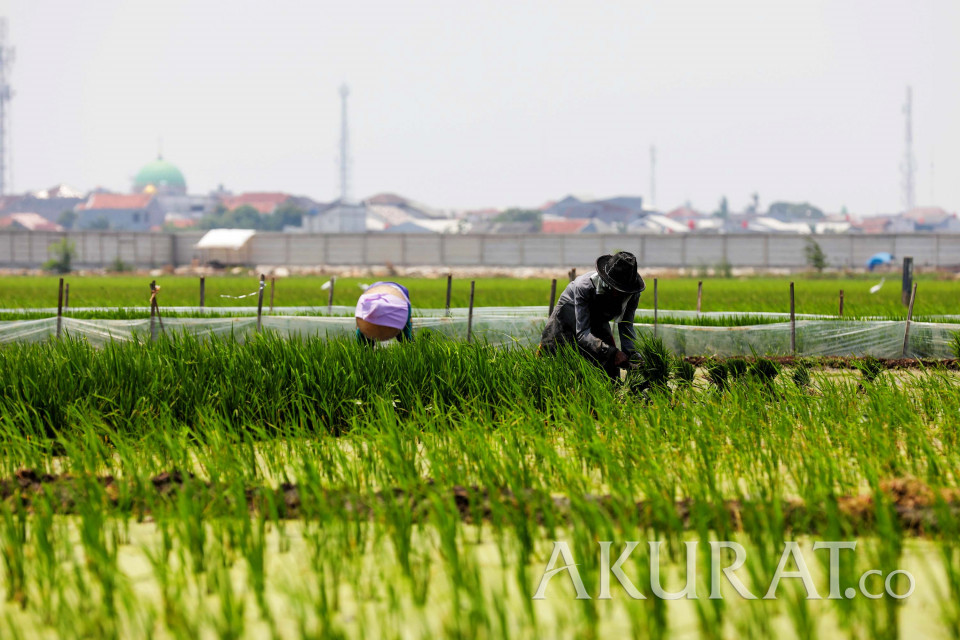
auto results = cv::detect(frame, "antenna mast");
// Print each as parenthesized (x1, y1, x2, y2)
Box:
(900, 86, 915, 212)
(649, 145, 656, 209)
(339, 84, 350, 203)
(0, 18, 14, 196)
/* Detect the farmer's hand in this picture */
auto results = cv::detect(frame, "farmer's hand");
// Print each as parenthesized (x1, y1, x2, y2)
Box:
(613, 350, 630, 369)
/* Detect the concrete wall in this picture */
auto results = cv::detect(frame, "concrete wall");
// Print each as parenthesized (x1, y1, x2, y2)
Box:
(2, 231, 959, 269)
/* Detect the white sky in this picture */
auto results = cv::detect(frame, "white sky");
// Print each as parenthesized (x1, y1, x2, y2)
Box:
(2, 0, 958, 214)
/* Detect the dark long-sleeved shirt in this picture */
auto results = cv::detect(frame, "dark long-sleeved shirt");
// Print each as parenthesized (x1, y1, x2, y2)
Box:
(540, 272, 640, 364)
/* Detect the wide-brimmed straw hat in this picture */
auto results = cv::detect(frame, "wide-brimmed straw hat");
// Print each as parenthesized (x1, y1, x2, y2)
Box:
(595, 252, 646, 294)
(355, 283, 408, 341)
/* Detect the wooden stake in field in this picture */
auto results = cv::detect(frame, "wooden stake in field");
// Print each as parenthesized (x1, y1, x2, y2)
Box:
(269, 277, 276, 312)
(839, 289, 844, 317)
(902, 256, 914, 307)
(445, 274, 453, 317)
(696, 280, 703, 316)
(327, 276, 336, 315)
(467, 280, 476, 343)
(199, 276, 205, 309)
(548, 278, 557, 317)
(902, 282, 918, 358)
(149, 280, 164, 341)
(56, 277, 64, 339)
(653, 278, 659, 337)
(568, 268, 576, 282)
(256, 274, 266, 333)
(789, 281, 796, 354)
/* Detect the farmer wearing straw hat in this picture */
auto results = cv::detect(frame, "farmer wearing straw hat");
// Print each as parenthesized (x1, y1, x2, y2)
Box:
(540, 251, 646, 380)
(355, 281, 414, 346)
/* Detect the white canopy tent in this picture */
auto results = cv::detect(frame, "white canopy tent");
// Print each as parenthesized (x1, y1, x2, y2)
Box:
(195, 229, 257, 265)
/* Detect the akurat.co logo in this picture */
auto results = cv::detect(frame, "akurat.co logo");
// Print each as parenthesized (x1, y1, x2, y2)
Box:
(532, 541, 914, 601)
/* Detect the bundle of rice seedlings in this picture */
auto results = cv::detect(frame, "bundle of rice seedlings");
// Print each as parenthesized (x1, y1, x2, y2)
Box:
(792, 360, 811, 388)
(630, 334, 673, 393)
(856, 356, 886, 383)
(748, 357, 781, 384)
(673, 358, 696, 387)
(726, 358, 748, 381)
(705, 359, 728, 391)
(950, 331, 960, 359)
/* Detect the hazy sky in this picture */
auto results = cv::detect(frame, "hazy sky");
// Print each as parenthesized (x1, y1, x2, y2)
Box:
(2, 0, 958, 214)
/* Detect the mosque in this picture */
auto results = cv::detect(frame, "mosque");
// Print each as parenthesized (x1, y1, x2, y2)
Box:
(132, 155, 188, 196)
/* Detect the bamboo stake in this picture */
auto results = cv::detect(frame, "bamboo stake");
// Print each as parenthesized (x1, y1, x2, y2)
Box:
(653, 278, 659, 337)
(56, 278, 64, 339)
(445, 274, 452, 317)
(789, 281, 796, 354)
(327, 276, 336, 315)
(902, 282, 918, 357)
(149, 280, 164, 341)
(256, 274, 265, 332)
(839, 289, 844, 318)
(467, 280, 476, 343)
(548, 278, 557, 317)
(199, 276, 205, 309)
(696, 280, 703, 316)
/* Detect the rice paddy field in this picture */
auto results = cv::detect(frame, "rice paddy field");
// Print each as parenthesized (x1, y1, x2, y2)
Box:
(0, 331, 959, 639)
(0, 273, 958, 321)
(1, 273, 959, 638)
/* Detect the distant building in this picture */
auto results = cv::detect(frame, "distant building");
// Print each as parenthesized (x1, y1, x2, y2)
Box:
(0, 184, 85, 224)
(75, 193, 160, 231)
(543, 194, 645, 225)
(301, 200, 368, 233)
(0, 212, 64, 231)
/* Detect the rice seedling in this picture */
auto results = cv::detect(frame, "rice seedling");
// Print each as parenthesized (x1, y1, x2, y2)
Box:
(856, 355, 887, 384)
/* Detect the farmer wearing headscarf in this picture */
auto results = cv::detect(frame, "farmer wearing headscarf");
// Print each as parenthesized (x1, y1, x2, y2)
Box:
(355, 281, 414, 345)
(540, 251, 646, 380)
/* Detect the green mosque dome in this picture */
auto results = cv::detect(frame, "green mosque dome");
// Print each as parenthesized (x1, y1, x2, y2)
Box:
(134, 156, 186, 194)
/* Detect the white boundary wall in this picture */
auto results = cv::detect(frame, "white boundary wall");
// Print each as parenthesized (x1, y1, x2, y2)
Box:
(2, 231, 960, 269)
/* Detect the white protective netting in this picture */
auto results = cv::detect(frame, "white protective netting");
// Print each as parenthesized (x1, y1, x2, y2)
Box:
(0, 307, 957, 358)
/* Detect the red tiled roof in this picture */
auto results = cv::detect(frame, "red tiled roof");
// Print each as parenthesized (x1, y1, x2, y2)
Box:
(220, 192, 291, 214)
(79, 193, 153, 210)
(0, 212, 64, 231)
(855, 216, 891, 233)
(542, 218, 590, 234)
(365, 193, 409, 206)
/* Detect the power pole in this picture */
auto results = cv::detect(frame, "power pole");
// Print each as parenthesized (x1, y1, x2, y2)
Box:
(0, 18, 14, 196)
(649, 145, 656, 209)
(900, 86, 915, 212)
(339, 83, 350, 204)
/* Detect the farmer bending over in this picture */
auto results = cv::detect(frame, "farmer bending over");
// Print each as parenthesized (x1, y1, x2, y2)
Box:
(355, 281, 414, 346)
(540, 252, 645, 380)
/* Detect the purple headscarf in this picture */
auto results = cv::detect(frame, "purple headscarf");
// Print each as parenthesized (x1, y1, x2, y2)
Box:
(355, 291, 409, 330)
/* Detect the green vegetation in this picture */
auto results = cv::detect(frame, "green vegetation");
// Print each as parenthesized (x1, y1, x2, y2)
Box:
(0, 335, 958, 637)
(42, 239, 75, 274)
(0, 274, 957, 319)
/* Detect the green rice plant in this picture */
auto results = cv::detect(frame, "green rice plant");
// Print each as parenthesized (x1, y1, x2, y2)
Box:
(950, 331, 960, 359)
(0, 498, 28, 608)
